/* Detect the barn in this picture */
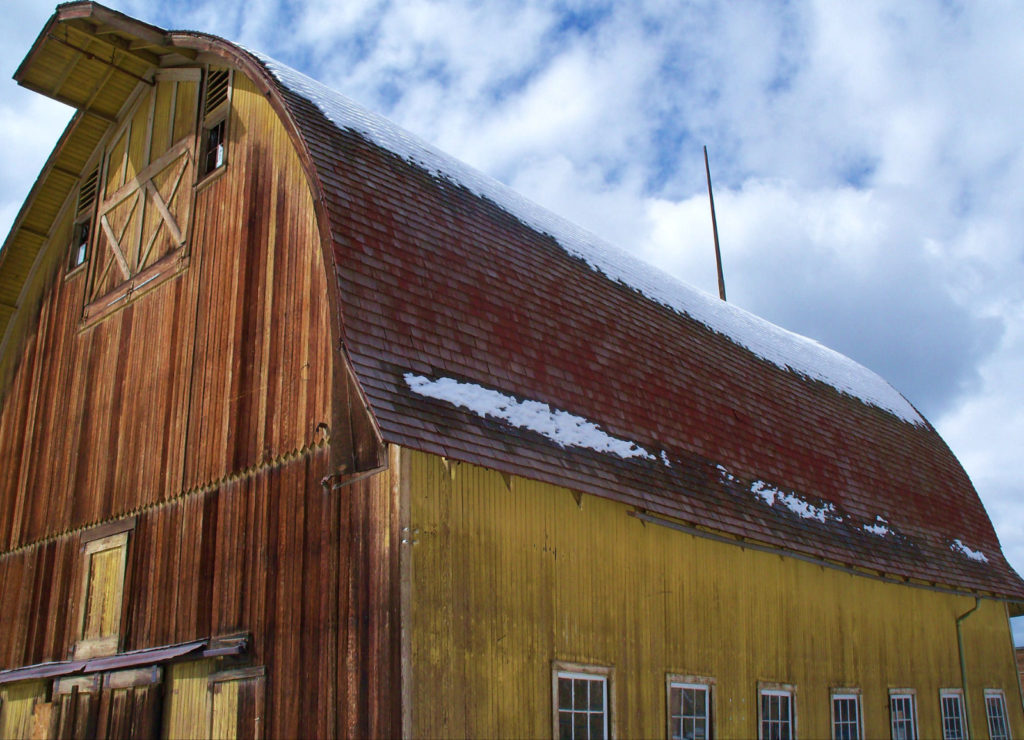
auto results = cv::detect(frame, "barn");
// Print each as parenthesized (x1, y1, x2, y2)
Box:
(1, 3, 1022, 738)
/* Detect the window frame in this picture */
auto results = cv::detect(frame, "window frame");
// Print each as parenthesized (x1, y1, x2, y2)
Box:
(938, 689, 967, 740)
(68, 217, 91, 272)
(552, 661, 613, 740)
(888, 689, 918, 740)
(73, 519, 134, 659)
(197, 67, 233, 184)
(984, 689, 1011, 740)
(666, 674, 714, 740)
(758, 682, 796, 740)
(830, 688, 863, 740)
(67, 166, 99, 275)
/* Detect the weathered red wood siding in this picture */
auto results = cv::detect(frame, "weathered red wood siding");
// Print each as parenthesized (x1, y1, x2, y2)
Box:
(0, 64, 401, 736)
(0, 72, 332, 551)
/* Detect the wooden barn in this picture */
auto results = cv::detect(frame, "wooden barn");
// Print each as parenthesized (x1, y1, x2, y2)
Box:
(1, 3, 1023, 738)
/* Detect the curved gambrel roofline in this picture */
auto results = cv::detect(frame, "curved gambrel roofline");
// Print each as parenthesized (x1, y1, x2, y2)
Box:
(5, 3, 1023, 602)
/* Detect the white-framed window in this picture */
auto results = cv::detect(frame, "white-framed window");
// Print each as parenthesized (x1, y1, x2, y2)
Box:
(759, 683, 796, 740)
(939, 689, 966, 740)
(831, 689, 862, 740)
(667, 675, 713, 740)
(985, 689, 1011, 740)
(553, 662, 611, 740)
(889, 690, 918, 740)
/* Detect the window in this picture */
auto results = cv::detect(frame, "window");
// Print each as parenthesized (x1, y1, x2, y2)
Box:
(68, 167, 98, 271)
(759, 684, 795, 740)
(73, 520, 133, 659)
(553, 663, 610, 740)
(986, 689, 1010, 740)
(939, 690, 966, 740)
(831, 690, 862, 740)
(667, 676, 713, 740)
(889, 691, 918, 740)
(198, 68, 231, 179)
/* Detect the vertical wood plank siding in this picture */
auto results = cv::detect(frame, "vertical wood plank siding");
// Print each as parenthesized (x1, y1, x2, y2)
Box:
(406, 448, 1023, 739)
(0, 72, 331, 551)
(0, 65, 401, 736)
(0, 446, 400, 738)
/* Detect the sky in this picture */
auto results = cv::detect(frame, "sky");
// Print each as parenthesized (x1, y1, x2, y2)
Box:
(2, 2, 1023, 634)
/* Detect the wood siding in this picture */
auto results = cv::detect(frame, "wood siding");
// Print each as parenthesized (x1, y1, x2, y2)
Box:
(0, 445, 401, 738)
(0, 71, 332, 551)
(405, 448, 1024, 739)
(0, 61, 401, 736)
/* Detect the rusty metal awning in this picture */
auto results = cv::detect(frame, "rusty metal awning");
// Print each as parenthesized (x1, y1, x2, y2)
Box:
(0, 634, 247, 685)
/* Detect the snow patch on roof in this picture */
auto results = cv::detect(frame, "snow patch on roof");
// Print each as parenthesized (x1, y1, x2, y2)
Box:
(750, 480, 840, 523)
(405, 373, 655, 460)
(950, 538, 989, 563)
(862, 516, 895, 537)
(259, 55, 923, 425)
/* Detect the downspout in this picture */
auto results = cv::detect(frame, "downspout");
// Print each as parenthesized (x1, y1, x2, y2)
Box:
(957, 597, 982, 733)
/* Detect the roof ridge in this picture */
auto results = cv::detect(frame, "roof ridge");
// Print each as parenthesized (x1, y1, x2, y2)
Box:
(253, 52, 923, 426)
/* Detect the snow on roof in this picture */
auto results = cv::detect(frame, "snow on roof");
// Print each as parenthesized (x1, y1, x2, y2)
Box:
(405, 373, 656, 460)
(260, 55, 924, 426)
(950, 538, 989, 563)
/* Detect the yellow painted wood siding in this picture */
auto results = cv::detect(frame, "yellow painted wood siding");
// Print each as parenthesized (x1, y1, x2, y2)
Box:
(405, 449, 1023, 739)
(0, 681, 45, 740)
(163, 659, 217, 740)
(83, 545, 121, 641)
(210, 679, 240, 740)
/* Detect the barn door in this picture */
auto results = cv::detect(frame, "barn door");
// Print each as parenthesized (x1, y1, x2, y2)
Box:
(53, 677, 101, 740)
(209, 667, 266, 740)
(93, 668, 163, 740)
(88, 69, 199, 306)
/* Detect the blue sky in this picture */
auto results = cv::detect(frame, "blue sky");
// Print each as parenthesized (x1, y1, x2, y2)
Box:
(3, 0, 1024, 638)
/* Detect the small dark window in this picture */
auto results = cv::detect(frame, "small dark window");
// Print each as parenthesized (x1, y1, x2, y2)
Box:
(198, 68, 231, 180)
(201, 120, 226, 176)
(69, 220, 90, 269)
(68, 167, 98, 272)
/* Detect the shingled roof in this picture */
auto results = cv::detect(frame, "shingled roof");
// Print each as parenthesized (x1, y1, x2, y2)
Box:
(250, 57, 1024, 601)
(7, 4, 1024, 601)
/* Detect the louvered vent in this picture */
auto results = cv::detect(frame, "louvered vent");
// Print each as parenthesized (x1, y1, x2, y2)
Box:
(205, 69, 230, 115)
(77, 168, 99, 214)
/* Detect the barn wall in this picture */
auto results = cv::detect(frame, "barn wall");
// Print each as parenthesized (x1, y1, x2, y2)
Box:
(0, 62, 403, 737)
(0, 70, 332, 552)
(405, 448, 1023, 739)
(0, 445, 401, 738)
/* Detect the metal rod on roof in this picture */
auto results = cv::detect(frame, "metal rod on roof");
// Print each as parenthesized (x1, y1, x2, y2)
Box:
(704, 145, 727, 302)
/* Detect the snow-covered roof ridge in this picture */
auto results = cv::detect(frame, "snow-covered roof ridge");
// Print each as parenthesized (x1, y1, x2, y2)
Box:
(257, 54, 924, 426)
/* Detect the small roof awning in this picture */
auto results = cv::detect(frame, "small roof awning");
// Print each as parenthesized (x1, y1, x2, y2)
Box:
(0, 634, 247, 685)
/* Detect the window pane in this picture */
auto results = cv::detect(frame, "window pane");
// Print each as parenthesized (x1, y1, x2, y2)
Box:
(834, 696, 860, 740)
(559, 714, 572, 740)
(573, 712, 587, 738)
(574, 679, 587, 710)
(987, 695, 1010, 740)
(558, 678, 571, 709)
(589, 680, 603, 710)
(590, 712, 605, 740)
(940, 695, 964, 740)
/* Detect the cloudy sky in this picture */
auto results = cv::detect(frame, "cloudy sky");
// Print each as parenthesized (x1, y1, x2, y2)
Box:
(3, 1, 1023, 631)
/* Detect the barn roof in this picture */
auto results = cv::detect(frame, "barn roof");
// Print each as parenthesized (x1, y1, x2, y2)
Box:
(6, 3, 1024, 601)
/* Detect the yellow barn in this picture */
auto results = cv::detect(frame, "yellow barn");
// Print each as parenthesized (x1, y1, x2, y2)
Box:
(0, 4, 1021, 739)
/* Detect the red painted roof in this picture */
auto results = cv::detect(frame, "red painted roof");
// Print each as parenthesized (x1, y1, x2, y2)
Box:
(265, 54, 1024, 599)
